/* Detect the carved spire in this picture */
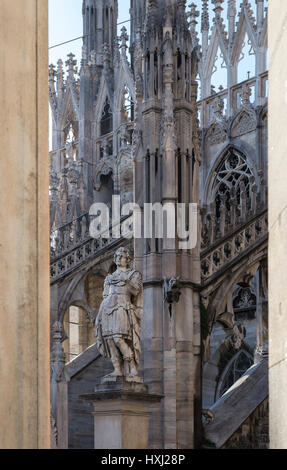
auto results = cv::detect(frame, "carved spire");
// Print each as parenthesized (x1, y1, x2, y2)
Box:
(200, 0, 209, 32)
(211, 0, 224, 18)
(56, 59, 64, 91)
(227, 0, 236, 43)
(49, 63, 57, 84)
(65, 52, 77, 77)
(119, 26, 129, 58)
(49, 64, 57, 119)
(187, 3, 200, 45)
(148, 0, 158, 29)
(256, 0, 265, 29)
(228, 0, 236, 17)
(50, 322, 66, 383)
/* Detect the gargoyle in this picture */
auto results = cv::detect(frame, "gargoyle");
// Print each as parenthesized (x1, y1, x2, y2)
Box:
(163, 276, 181, 317)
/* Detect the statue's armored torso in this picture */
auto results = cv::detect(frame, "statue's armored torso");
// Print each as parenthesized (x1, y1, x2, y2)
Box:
(99, 269, 139, 339)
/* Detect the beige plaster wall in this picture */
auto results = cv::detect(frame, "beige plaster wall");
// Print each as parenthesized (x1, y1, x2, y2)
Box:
(0, 0, 50, 448)
(269, 0, 287, 450)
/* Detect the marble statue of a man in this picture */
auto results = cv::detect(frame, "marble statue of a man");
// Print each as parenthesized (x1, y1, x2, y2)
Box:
(95, 247, 143, 379)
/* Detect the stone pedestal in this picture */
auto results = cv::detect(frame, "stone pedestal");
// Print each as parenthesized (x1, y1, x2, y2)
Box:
(81, 378, 162, 449)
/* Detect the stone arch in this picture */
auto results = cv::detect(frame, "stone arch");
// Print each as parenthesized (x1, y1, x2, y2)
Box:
(230, 107, 257, 138)
(203, 143, 259, 207)
(215, 349, 254, 400)
(203, 331, 253, 408)
(57, 259, 113, 324)
(94, 159, 115, 191)
(62, 304, 95, 363)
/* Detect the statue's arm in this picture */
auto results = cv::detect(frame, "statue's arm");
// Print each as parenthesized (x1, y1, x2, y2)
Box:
(128, 271, 142, 297)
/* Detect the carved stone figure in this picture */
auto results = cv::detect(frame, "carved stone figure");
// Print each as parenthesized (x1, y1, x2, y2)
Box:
(225, 323, 246, 351)
(164, 276, 181, 317)
(95, 247, 143, 380)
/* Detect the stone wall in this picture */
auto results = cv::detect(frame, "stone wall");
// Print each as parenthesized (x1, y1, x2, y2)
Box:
(68, 356, 112, 449)
(269, 0, 287, 450)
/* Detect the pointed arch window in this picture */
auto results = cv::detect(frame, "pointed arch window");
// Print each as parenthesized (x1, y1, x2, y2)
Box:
(211, 148, 254, 219)
(216, 350, 253, 400)
(101, 97, 113, 136)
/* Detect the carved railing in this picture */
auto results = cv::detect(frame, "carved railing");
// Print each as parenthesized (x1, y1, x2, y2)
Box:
(50, 212, 90, 260)
(50, 214, 132, 282)
(197, 72, 268, 128)
(201, 210, 268, 283)
(49, 141, 79, 169)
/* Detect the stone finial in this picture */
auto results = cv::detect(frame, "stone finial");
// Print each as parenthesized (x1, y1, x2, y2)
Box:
(201, 0, 210, 32)
(51, 321, 66, 383)
(240, 83, 252, 106)
(188, 2, 200, 25)
(56, 59, 64, 85)
(50, 168, 60, 191)
(178, 0, 187, 14)
(65, 52, 77, 76)
(82, 0, 86, 16)
(49, 64, 57, 83)
(228, 0, 236, 17)
(187, 4, 200, 45)
(119, 26, 129, 57)
(212, 0, 224, 17)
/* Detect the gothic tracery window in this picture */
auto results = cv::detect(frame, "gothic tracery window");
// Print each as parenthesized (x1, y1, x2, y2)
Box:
(216, 350, 253, 400)
(212, 148, 254, 219)
(233, 284, 257, 321)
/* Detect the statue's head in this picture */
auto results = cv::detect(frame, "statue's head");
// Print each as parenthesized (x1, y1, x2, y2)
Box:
(114, 247, 132, 269)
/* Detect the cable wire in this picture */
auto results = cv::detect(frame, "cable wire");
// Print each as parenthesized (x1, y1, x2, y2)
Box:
(49, 19, 131, 50)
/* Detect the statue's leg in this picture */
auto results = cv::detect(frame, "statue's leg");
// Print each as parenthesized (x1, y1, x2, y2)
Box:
(105, 338, 122, 376)
(114, 337, 138, 377)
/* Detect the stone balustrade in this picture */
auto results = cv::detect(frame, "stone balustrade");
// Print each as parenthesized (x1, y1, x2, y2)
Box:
(50, 214, 133, 282)
(201, 210, 268, 282)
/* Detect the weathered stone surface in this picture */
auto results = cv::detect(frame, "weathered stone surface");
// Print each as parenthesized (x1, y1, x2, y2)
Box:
(0, 0, 50, 449)
(269, 0, 287, 450)
(81, 377, 162, 449)
(68, 354, 113, 449)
